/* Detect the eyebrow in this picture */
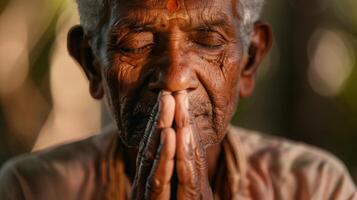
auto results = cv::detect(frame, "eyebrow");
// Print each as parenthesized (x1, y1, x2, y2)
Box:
(112, 17, 154, 31)
(193, 18, 230, 30)
(191, 14, 235, 36)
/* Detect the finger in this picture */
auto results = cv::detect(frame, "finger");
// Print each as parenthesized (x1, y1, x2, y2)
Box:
(157, 91, 176, 128)
(176, 126, 195, 184)
(132, 93, 161, 199)
(176, 125, 213, 199)
(137, 92, 161, 163)
(188, 120, 212, 198)
(133, 92, 175, 199)
(142, 92, 175, 167)
(174, 90, 189, 128)
(139, 91, 175, 164)
(176, 126, 199, 199)
(145, 128, 176, 199)
(175, 90, 196, 188)
(174, 93, 212, 199)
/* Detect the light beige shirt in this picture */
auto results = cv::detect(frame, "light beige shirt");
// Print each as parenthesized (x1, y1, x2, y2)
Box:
(0, 126, 356, 199)
(216, 126, 357, 199)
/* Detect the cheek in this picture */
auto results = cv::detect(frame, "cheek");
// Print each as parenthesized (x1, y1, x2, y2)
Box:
(219, 44, 242, 102)
(214, 55, 240, 124)
(102, 56, 154, 146)
(112, 57, 145, 94)
(222, 48, 242, 114)
(190, 45, 242, 144)
(101, 58, 145, 116)
(104, 53, 153, 105)
(198, 47, 241, 106)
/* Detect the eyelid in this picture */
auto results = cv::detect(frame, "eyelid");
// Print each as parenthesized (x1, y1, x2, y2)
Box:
(115, 32, 154, 55)
(190, 30, 227, 50)
(196, 27, 228, 39)
(107, 31, 154, 57)
(115, 30, 152, 43)
(119, 44, 153, 54)
(193, 42, 225, 50)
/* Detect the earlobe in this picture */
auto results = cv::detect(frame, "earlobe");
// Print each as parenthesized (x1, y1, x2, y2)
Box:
(239, 22, 273, 98)
(67, 25, 104, 99)
(90, 81, 104, 99)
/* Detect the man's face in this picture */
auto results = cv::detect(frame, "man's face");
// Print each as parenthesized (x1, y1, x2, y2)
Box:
(96, 0, 246, 147)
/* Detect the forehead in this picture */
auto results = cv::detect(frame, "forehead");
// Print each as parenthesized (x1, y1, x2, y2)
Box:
(109, 0, 240, 26)
(114, 0, 230, 10)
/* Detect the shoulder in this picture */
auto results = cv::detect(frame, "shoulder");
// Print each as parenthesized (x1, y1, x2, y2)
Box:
(229, 126, 346, 172)
(0, 128, 118, 199)
(228, 126, 357, 198)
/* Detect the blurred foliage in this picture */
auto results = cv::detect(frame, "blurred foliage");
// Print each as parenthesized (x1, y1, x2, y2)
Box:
(0, 0, 67, 161)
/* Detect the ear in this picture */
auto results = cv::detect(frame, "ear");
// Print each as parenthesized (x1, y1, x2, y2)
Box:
(239, 22, 272, 98)
(67, 25, 104, 99)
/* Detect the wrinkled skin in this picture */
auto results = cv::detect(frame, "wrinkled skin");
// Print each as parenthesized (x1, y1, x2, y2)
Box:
(104, 0, 244, 147)
(68, 0, 272, 199)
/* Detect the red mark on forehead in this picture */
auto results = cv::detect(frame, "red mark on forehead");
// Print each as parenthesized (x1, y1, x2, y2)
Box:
(166, 0, 179, 12)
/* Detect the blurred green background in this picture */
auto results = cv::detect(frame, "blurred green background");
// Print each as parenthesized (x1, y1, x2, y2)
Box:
(0, 0, 356, 182)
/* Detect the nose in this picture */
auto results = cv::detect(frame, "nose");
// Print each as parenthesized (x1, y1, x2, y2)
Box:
(149, 33, 199, 93)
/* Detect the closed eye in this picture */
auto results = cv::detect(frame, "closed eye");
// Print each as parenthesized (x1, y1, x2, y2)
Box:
(191, 29, 226, 50)
(119, 43, 154, 54)
(111, 31, 154, 55)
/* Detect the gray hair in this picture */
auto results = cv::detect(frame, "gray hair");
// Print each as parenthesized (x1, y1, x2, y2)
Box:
(76, 0, 265, 47)
(76, 0, 108, 35)
(240, 0, 265, 46)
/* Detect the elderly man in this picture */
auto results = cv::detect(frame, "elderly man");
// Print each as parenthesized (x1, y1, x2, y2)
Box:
(0, 0, 356, 199)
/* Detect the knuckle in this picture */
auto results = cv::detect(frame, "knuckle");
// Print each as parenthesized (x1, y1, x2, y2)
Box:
(157, 120, 165, 128)
(176, 111, 189, 127)
(177, 161, 198, 186)
(178, 184, 200, 200)
(146, 176, 165, 193)
(161, 127, 174, 133)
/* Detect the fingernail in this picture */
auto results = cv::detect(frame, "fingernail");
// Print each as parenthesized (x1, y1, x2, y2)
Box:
(176, 90, 186, 95)
(161, 90, 171, 96)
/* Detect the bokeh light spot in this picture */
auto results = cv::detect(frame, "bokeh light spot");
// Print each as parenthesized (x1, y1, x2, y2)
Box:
(308, 29, 355, 97)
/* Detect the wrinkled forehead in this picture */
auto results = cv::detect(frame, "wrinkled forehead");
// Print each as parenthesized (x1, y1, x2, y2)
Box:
(109, 0, 241, 26)
(120, 0, 222, 9)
